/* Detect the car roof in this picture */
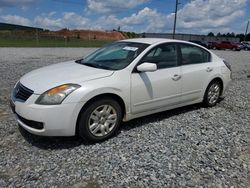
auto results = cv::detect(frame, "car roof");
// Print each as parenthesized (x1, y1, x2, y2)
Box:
(121, 38, 187, 45)
(120, 38, 211, 51)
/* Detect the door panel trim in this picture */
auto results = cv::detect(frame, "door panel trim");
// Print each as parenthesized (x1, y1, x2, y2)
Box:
(133, 89, 201, 107)
(182, 89, 202, 96)
(133, 92, 182, 107)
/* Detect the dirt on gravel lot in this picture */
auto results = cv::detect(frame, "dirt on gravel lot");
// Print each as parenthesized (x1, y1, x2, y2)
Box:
(0, 48, 249, 188)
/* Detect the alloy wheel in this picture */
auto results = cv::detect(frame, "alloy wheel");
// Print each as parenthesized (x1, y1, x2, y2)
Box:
(207, 83, 220, 105)
(88, 105, 117, 137)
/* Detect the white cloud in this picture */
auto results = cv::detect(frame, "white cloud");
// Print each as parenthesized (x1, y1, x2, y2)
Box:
(0, 0, 247, 34)
(85, 7, 172, 32)
(34, 12, 90, 30)
(48, 11, 56, 17)
(116, 0, 247, 33)
(34, 16, 62, 29)
(0, 0, 35, 7)
(86, 0, 148, 14)
(176, 0, 247, 32)
(62, 12, 89, 28)
(86, 0, 247, 33)
(0, 15, 31, 26)
(121, 7, 173, 32)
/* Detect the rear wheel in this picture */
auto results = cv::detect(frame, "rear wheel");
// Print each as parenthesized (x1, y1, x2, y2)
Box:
(78, 98, 122, 142)
(203, 80, 222, 107)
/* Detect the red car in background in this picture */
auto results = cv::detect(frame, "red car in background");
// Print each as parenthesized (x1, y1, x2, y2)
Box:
(208, 41, 241, 51)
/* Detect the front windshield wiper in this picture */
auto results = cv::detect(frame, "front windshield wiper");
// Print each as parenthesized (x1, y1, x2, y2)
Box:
(75, 59, 83, 64)
(77, 59, 114, 70)
(83, 62, 100, 69)
(83, 62, 115, 71)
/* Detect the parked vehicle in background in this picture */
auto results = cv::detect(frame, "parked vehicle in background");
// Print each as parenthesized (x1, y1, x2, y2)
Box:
(241, 41, 250, 45)
(235, 42, 244, 50)
(189, 40, 208, 48)
(241, 41, 250, 50)
(207, 42, 219, 49)
(215, 41, 241, 51)
(10, 38, 232, 142)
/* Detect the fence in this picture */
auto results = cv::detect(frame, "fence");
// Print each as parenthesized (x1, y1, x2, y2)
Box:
(141, 33, 240, 42)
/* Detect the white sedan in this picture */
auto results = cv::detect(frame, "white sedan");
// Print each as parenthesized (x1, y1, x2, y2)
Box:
(10, 38, 232, 142)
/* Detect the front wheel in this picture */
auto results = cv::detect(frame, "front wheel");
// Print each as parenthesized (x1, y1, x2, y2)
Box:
(203, 81, 222, 107)
(78, 98, 122, 142)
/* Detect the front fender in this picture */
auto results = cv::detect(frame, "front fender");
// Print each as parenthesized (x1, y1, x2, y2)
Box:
(79, 87, 130, 114)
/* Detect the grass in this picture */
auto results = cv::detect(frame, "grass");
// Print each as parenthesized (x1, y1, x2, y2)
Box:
(0, 38, 114, 47)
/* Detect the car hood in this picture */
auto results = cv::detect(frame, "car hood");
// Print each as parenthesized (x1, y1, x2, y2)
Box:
(20, 61, 114, 94)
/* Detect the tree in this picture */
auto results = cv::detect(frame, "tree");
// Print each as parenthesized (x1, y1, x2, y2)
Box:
(207, 32, 214, 36)
(246, 33, 250, 41)
(236, 33, 245, 41)
(216, 32, 221, 37)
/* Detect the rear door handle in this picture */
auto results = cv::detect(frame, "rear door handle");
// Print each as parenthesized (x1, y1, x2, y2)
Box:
(172, 74, 182, 81)
(206, 67, 213, 72)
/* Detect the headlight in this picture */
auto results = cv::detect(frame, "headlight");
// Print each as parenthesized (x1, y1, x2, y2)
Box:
(36, 84, 80, 105)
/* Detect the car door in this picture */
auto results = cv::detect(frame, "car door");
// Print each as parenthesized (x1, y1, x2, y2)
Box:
(179, 43, 213, 103)
(131, 43, 182, 114)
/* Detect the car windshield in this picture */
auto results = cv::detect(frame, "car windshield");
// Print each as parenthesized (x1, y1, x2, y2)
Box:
(79, 42, 149, 70)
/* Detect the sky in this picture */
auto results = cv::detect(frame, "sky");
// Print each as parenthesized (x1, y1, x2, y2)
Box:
(0, 0, 249, 34)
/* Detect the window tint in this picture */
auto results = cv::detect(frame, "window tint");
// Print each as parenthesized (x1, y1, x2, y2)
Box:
(140, 43, 177, 69)
(180, 44, 210, 65)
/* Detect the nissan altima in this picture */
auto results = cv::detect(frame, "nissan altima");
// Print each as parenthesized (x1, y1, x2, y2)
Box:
(10, 38, 232, 142)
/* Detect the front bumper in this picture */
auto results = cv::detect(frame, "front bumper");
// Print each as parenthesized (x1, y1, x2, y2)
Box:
(10, 94, 85, 136)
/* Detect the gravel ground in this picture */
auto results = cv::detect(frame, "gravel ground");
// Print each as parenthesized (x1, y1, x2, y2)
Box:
(0, 48, 249, 188)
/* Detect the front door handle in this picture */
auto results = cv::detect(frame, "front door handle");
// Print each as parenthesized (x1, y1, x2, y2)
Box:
(172, 74, 182, 81)
(206, 67, 213, 72)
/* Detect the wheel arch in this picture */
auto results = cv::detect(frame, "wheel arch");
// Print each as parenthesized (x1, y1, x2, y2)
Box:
(205, 77, 224, 97)
(75, 93, 126, 135)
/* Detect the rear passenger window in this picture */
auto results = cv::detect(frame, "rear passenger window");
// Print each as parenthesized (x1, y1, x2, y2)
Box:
(140, 43, 178, 69)
(180, 44, 210, 65)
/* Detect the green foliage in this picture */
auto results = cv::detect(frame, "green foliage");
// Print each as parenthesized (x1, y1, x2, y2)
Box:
(216, 32, 221, 37)
(207, 32, 214, 36)
(210, 32, 250, 41)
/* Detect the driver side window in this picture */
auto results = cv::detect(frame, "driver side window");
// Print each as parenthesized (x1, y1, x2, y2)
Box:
(140, 43, 178, 69)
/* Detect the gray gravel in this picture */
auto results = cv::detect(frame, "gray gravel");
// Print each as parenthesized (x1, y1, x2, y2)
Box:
(0, 48, 249, 188)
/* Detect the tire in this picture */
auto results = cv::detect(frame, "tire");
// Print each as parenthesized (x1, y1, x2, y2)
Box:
(203, 80, 222, 107)
(78, 97, 122, 142)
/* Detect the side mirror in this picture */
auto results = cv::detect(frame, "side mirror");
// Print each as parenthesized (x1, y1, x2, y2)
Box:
(137, 62, 157, 72)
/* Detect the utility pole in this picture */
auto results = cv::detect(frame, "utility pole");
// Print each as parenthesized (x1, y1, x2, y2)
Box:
(36, 28, 39, 46)
(244, 20, 249, 41)
(173, 0, 179, 39)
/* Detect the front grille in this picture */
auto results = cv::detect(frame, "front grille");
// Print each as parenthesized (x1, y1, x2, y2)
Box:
(14, 82, 34, 102)
(17, 114, 44, 130)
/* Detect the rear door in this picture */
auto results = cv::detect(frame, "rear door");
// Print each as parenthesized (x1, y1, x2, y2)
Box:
(179, 43, 213, 103)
